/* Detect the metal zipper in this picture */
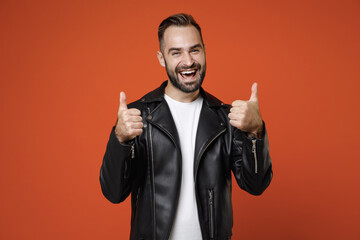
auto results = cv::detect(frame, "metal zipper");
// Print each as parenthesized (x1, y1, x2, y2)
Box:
(124, 142, 135, 179)
(147, 107, 157, 240)
(131, 143, 135, 159)
(252, 139, 258, 174)
(208, 189, 215, 240)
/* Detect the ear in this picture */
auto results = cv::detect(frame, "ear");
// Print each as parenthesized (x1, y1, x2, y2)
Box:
(157, 51, 165, 67)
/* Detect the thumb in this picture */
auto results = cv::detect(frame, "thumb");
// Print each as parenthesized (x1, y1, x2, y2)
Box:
(249, 82, 258, 102)
(119, 91, 128, 110)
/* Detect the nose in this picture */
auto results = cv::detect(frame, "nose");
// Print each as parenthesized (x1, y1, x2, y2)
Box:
(182, 52, 194, 67)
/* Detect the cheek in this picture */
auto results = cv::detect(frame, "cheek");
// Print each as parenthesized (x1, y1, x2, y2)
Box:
(167, 64, 179, 76)
(195, 55, 206, 66)
(173, 61, 183, 72)
(165, 61, 175, 71)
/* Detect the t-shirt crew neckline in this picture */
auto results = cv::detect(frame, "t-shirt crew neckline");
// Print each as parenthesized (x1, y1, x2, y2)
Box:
(164, 94, 203, 105)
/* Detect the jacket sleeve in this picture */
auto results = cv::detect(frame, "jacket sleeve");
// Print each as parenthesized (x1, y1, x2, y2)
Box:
(99, 127, 133, 203)
(231, 122, 273, 195)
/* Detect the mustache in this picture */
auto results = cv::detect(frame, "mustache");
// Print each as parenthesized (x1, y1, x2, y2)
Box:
(175, 62, 201, 72)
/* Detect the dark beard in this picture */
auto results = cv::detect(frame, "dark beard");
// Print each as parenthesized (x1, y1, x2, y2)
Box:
(165, 61, 206, 93)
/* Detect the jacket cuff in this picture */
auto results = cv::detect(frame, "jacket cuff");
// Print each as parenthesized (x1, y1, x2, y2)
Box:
(108, 127, 133, 159)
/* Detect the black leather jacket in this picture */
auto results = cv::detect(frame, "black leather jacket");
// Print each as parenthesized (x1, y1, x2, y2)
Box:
(100, 81, 273, 240)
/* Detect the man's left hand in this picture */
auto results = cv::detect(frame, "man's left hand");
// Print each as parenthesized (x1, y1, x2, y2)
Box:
(228, 83, 263, 138)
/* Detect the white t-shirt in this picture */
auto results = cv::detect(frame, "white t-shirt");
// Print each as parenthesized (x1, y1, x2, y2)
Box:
(164, 94, 203, 240)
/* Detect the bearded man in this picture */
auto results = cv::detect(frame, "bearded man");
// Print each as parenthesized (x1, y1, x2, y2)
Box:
(100, 13, 273, 240)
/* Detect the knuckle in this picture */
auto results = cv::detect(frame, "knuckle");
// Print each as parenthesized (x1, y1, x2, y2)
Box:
(129, 129, 136, 136)
(125, 122, 132, 128)
(230, 107, 238, 113)
(232, 100, 245, 107)
(232, 121, 241, 128)
(124, 115, 131, 122)
(130, 108, 140, 115)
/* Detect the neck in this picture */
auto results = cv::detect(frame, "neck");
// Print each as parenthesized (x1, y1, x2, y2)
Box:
(164, 81, 200, 103)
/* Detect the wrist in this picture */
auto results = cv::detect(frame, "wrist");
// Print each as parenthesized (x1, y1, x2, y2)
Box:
(114, 126, 126, 144)
(248, 121, 264, 139)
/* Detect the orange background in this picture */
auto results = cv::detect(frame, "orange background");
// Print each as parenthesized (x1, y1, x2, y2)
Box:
(1, 0, 360, 239)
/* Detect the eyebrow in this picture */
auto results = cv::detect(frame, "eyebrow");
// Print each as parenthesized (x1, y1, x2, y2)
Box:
(168, 47, 182, 54)
(168, 44, 203, 54)
(190, 44, 202, 50)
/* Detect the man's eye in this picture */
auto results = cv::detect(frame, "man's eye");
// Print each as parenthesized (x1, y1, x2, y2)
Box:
(172, 52, 180, 56)
(191, 49, 199, 53)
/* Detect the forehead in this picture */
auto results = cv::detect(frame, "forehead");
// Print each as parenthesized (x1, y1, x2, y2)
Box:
(162, 25, 202, 50)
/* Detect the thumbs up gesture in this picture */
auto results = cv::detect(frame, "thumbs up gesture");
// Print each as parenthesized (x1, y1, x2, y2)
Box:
(228, 83, 263, 138)
(115, 92, 143, 143)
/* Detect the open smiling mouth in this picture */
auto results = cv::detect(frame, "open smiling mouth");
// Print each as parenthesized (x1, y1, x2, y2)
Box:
(179, 69, 197, 78)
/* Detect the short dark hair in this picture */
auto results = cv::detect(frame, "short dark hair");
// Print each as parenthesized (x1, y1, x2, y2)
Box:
(158, 13, 203, 50)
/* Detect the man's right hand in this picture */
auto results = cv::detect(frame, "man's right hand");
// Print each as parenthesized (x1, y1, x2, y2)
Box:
(115, 92, 143, 144)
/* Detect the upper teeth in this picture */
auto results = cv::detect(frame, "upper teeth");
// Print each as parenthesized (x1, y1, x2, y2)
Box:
(181, 70, 196, 74)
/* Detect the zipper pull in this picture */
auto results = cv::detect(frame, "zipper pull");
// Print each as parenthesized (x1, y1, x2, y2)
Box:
(208, 189, 213, 205)
(131, 144, 135, 159)
(252, 139, 258, 174)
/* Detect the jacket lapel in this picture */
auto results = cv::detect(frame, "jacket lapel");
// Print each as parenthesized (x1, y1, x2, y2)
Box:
(146, 101, 180, 149)
(193, 101, 226, 178)
(141, 81, 180, 148)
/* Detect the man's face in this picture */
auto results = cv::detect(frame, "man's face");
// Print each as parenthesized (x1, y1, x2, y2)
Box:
(158, 25, 206, 93)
